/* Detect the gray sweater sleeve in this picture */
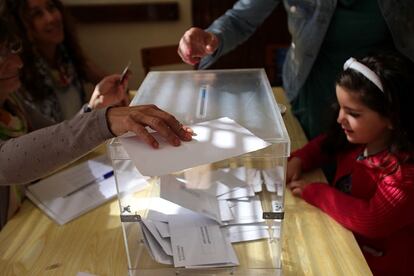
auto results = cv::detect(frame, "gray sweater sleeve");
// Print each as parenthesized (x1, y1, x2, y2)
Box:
(0, 108, 114, 185)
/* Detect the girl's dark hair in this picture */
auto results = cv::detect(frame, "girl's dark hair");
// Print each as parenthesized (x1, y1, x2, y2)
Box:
(322, 53, 414, 158)
(7, 0, 89, 100)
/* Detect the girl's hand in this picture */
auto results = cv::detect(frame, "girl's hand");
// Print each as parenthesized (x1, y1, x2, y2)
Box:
(287, 157, 302, 183)
(287, 179, 309, 197)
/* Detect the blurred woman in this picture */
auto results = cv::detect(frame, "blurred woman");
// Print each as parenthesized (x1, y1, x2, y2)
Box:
(6, 0, 118, 128)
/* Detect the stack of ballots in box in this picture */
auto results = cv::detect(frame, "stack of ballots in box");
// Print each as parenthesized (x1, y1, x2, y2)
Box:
(139, 165, 284, 268)
(119, 117, 284, 268)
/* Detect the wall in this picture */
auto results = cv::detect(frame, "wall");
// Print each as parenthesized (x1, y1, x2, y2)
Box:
(63, 0, 193, 90)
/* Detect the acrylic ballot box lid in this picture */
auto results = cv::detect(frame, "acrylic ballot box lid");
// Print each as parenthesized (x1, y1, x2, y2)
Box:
(108, 69, 290, 275)
(131, 69, 289, 157)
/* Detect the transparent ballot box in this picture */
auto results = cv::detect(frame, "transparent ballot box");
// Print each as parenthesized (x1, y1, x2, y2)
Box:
(108, 69, 290, 275)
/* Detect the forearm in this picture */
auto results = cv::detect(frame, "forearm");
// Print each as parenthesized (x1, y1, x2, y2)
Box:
(0, 108, 114, 185)
(302, 181, 414, 238)
(290, 134, 333, 171)
(200, 0, 280, 68)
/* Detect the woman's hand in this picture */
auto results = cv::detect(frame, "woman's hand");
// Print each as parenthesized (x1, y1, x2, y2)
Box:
(88, 73, 131, 110)
(106, 104, 193, 149)
(287, 156, 302, 183)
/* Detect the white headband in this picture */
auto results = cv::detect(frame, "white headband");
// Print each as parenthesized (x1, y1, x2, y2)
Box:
(343, 57, 384, 92)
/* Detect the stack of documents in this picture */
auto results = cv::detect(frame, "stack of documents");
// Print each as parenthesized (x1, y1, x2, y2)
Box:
(140, 212, 239, 268)
(137, 165, 283, 268)
(26, 154, 148, 225)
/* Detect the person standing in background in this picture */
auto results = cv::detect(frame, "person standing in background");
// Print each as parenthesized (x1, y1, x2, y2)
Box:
(178, 0, 414, 139)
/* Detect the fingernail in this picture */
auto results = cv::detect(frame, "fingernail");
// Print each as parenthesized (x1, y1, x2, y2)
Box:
(174, 138, 180, 146)
(152, 141, 159, 148)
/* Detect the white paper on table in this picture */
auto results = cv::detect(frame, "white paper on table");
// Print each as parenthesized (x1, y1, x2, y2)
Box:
(226, 196, 264, 225)
(119, 117, 271, 176)
(140, 221, 173, 265)
(262, 166, 285, 195)
(168, 213, 238, 268)
(160, 174, 222, 223)
(142, 219, 173, 256)
(25, 154, 148, 225)
(28, 154, 114, 199)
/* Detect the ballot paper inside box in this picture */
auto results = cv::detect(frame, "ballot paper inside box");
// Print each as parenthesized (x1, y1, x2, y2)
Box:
(108, 69, 290, 275)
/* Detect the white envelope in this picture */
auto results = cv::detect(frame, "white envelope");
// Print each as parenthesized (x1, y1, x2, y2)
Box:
(222, 223, 281, 243)
(119, 117, 270, 176)
(262, 166, 285, 195)
(182, 167, 251, 198)
(160, 174, 222, 223)
(140, 221, 173, 265)
(226, 196, 264, 225)
(168, 213, 238, 267)
(216, 186, 255, 200)
(142, 219, 173, 256)
(153, 220, 170, 238)
(218, 200, 234, 222)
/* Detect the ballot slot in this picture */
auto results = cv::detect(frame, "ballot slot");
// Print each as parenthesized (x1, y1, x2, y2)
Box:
(196, 84, 208, 119)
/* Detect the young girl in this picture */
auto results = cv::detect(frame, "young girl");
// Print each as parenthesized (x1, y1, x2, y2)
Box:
(286, 53, 414, 275)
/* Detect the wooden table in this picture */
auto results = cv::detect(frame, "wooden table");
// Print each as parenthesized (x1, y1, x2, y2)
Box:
(0, 88, 372, 276)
